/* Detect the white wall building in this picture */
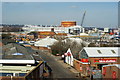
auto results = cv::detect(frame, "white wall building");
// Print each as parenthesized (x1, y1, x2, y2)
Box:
(22, 25, 84, 34)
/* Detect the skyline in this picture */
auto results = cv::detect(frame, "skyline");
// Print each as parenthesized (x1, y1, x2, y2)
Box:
(2, 2, 118, 28)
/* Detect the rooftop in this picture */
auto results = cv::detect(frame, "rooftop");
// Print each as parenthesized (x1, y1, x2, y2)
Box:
(0, 43, 35, 64)
(0, 65, 35, 75)
(83, 47, 120, 57)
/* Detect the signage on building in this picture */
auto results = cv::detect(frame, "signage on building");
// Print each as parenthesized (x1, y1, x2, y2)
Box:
(81, 58, 88, 62)
(94, 59, 117, 63)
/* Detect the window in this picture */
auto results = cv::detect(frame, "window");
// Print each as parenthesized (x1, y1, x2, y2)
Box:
(80, 50, 88, 59)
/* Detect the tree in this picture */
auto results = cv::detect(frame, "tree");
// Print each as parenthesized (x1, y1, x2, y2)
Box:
(51, 38, 85, 59)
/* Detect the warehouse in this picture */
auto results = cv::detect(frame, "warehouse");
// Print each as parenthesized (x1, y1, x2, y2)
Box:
(0, 43, 45, 80)
(79, 47, 120, 77)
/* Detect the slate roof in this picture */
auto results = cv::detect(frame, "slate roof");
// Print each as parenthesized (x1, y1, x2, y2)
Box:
(1, 43, 34, 60)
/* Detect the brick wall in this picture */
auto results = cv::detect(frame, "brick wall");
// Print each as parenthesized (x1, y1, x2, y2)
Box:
(73, 59, 90, 77)
(89, 57, 120, 67)
(102, 66, 120, 79)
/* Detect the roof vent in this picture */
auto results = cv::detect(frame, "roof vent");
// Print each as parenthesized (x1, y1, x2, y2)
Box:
(111, 50, 116, 54)
(97, 50, 102, 54)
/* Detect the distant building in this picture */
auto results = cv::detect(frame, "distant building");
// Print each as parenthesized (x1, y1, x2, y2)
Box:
(38, 31, 56, 38)
(61, 21, 76, 27)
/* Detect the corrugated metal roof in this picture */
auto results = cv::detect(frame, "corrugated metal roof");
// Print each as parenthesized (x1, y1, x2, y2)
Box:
(83, 47, 120, 57)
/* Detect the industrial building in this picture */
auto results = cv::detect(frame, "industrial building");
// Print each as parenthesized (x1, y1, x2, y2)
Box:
(78, 47, 120, 78)
(22, 21, 85, 36)
(0, 43, 45, 80)
(79, 47, 120, 68)
(61, 21, 76, 27)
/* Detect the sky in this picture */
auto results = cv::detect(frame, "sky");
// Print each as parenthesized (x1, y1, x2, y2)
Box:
(2, 2, 118, 28)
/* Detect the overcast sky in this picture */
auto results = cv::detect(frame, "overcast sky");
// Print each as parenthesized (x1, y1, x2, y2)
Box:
(2, 2, 118, 28)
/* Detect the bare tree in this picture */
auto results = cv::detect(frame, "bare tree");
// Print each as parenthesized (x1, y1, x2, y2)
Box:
(51, 38, 85, 59)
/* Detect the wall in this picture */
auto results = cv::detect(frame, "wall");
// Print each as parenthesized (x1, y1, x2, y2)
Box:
(89, 57, 120, 67)
(25, 62, 44, 80)
(73, 59, 80, 72)
(102, 66, 120, 79)
(0, 76, 25, 80)
(73, 59, 90, 77)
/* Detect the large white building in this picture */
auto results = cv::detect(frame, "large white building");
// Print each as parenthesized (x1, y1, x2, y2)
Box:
(22, 25, 84, 34)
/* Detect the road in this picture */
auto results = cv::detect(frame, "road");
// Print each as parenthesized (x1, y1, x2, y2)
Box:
(36, 50, 80, 80)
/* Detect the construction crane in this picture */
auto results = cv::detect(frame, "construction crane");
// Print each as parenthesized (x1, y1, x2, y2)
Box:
(81, 11, 86, 27)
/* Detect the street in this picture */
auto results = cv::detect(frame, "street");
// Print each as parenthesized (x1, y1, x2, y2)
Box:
(36, 50, 80, 80)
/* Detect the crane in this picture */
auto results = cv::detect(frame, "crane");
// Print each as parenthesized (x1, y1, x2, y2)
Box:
(81, 11, 86, 27)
